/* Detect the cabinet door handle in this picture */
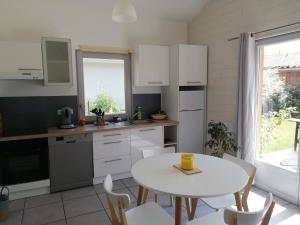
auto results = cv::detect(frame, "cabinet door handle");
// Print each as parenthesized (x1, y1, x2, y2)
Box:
(103, 133, 121, 137)
(187, 81, 201, 84)
(21, 72, 32, 76)
(139, 128, 156, 132)
(18, 68, 42, 71)
(148, 81, 163, 84)
(104, 158, 122, 163)
(103, 141, 122, 145)
(66, 140, 76, 144)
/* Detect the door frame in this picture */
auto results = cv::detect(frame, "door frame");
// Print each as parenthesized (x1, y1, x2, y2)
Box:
(254, 31, 300, 205)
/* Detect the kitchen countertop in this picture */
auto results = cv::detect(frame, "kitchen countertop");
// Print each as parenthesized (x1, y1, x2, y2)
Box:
(0, 119, 178, 142)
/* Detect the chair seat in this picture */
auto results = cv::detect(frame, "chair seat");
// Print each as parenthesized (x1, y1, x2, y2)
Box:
(126, 202, 174, 225)
(202, 194, 236, 209)
(187, 210, 225, 225)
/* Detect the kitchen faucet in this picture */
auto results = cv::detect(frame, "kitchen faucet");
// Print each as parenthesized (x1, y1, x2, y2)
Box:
(131, 105, 143, 120)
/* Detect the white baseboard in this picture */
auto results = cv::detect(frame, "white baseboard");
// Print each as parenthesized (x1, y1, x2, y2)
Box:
(254, 182, 298, 205)
(93, 172, 132, 185)
(8, 180, 50, 200)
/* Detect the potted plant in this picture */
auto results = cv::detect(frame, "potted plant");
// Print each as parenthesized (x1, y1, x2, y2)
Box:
(205, 121, 239, 157)
(90, 108, 105, 126)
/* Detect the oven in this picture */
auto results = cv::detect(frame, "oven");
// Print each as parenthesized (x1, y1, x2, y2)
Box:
(0, 138, 49, 186)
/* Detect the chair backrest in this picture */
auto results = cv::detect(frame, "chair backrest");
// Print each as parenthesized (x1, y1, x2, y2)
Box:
(223, 153, 257, 211)
(143, 147, 164, 158)
(224, 193, 274, 225)
(223, 154, 256, 177)
(103, 174, 131, 225)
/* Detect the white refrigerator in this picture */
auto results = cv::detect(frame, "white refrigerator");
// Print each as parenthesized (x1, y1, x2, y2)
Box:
(178, 90, 205, 153)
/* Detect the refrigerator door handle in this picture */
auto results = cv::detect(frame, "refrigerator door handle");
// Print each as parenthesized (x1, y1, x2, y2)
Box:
(180, 109, 203, 112)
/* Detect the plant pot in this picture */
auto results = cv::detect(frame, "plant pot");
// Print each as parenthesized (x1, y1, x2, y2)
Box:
(0, 187, 9, 222)
(291, 111, 300, 119)
(94, 116, 105, 126)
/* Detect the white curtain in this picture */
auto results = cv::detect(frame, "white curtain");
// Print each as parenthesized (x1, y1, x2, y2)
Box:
(237, 32, 258, 163)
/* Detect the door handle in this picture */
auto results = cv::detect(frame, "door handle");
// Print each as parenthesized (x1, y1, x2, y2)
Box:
(103, 141, 122, 145)
(66, 140, 76, 144)
(103, 133, 121, 137)
(187, 81, 201, 84)
(148, 81, 163, 84)
(104, 158, 122, 163)
(139, 128, 156, 132)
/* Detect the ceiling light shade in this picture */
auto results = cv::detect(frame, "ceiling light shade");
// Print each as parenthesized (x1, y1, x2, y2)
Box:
(112, 0, 137, 23)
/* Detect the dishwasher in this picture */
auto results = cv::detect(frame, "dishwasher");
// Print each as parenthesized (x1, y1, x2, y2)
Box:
(48, 134, 93, 192)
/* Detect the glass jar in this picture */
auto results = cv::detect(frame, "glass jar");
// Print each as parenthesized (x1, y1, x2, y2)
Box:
(181, 153, 195, 170)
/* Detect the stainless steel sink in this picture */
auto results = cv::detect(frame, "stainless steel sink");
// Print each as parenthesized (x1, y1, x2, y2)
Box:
(112, 120, 153, 126)
(129, 120, 153, 125)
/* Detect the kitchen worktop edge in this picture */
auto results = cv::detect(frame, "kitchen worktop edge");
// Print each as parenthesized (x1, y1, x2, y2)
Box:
(0, 120, 178, 142)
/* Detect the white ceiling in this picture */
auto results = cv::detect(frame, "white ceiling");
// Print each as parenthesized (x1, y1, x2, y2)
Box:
(84, 0, 209, 23)
(131, 0, 209, 22)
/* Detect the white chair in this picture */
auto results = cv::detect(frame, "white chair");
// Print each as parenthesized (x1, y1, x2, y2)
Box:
(187, 193, 275, 225)
(103, 174, 174, 225)
(141, 147, 175, 205)
(201, 153, 257, 211)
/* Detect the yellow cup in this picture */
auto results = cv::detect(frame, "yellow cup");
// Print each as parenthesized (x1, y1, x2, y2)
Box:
(181, 153, 195, 170)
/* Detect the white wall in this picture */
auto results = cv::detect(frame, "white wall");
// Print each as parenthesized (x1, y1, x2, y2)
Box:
(188, 0, 300, 131)
(188, 0, 300, 202)
(0, 0, 187, 97)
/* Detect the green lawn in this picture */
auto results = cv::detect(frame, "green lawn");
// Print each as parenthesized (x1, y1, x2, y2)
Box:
(265, 119, 295, 153)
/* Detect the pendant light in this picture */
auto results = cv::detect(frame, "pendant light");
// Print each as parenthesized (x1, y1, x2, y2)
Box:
(112, 0, 137, 23)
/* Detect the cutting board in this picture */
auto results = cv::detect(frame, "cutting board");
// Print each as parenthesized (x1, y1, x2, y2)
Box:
(173, 164, 202, 175)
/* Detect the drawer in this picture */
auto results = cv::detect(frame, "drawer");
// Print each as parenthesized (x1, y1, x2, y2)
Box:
(94, 156, 131, 178)
(93, 129, 130, 142)
(131, 126, 163, 143)
(93, 138, 130, 159)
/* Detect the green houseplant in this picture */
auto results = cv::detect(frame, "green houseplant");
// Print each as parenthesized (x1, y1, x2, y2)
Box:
(90, 108, 105, 126)
(205, 121, 239, 157)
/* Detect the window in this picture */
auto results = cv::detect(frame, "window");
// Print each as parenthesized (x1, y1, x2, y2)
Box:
(77, 51, 131, 120)
(256, 32, 300, 172)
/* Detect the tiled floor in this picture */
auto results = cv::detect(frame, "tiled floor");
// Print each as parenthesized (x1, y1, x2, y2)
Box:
(3, 178, 300, 225)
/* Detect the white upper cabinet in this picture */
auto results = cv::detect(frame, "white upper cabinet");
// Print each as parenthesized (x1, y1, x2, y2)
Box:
(0, 41, 43, 80)
(42, 37, 73, 86)
(178, 44, 207, 86)
(134, 45, 169, 86)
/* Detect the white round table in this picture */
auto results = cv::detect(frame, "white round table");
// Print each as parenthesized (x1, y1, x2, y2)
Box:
(131, 153, 248, 225)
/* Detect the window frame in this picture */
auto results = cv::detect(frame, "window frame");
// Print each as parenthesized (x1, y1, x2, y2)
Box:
(76, 50, 132, 121)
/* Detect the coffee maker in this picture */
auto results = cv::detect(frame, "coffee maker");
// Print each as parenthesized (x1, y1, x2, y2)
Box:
(57, 107, 76, 129)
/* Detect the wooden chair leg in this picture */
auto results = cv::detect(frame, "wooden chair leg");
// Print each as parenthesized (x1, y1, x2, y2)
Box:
(143, 189, 149, 204)
(137, 185, 144, 206)
(185, 198, 198, 221)
(261, 201, 275, 225)
(234, 192, 243, 211)
(190, 198, 198, 219)
(185, 198, 192, 220)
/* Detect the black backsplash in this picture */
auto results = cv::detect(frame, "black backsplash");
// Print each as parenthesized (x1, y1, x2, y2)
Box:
(132, 94, 161, 119)
(0, 94, 160, 136)
(0, 96, 78, 136)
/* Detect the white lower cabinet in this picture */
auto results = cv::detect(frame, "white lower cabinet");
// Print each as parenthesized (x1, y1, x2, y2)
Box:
(93, 130, 132, 183)
(94, 156, 132, 178)
(92, 126, 164, 182)
(93, 139, 131, 159)
(131, 126, 164, 165)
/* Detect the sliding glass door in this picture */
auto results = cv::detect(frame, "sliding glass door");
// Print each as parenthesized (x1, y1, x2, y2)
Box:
(255, 32, 300, 205)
